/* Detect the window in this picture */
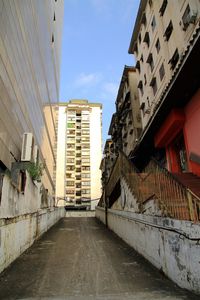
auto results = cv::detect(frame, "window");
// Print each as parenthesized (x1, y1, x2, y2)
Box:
(82, 158, 90, 163)
(52, 34, 54, 43)
(66, 165, 75, 171)
(143, 32, 150, 47)
(164, 21, 173, 41)
(66, 190, 74, 194)
(140, 102, 145, 116)
(82, 173, 90, 178)
(159, 0, 168, 16)
(155, 39, 160, 53)
(182, 5, 197, 31)
(169, 48, 179, 70)
(141, 12, 146, 26)
(82, 189, 90, 194)
(144, 74, 147, 85)
(140, 54, 143, 62)
(137, 80, 143, 96)
(159, 63, 165, 81)
(150, 77, 157, 95)
(82, 166, 90, 171)
(135, 60, 140, 73)
(82, 144, 90, 149)
(138, 33, 141, 44)
(66, 181, 74, 186)
(67, 158, 74, 163)
(151, 16, 156, 31)
(147, 53, 154, 72)
(148, 0, 152, 7)
(67, 123, 75, 128)
(82, 181, 90, 186)
(53, 12, 56, 21)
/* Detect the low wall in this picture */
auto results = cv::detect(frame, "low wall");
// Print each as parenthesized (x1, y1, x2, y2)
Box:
(0, 207, 65, 273)
(95, 207, 200, 295)
(65, 210, 96, 218)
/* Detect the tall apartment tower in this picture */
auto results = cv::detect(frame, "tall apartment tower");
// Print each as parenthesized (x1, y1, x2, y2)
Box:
(54, 100, 102, 210)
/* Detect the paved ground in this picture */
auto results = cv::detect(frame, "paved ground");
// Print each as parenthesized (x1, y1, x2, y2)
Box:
(0, 217, 199, 300)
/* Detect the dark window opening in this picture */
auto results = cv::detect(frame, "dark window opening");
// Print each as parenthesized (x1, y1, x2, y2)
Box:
(155, 38, 160, 53)
(159, 0, 168, 16)
(53, 12, 56, 21)
(150, 77, 157, 95)
(138, 33, 142, 44)
(151, 16, 156, 31)
(159, 63, 165, 81)
(20, 171, 26, 193)
(52, 34, 54, 43)
(169, 48, 179, 70)
(135, 60, 140, 73)
(141, 12, 147, 26)
(147, 53, 154, 72)
(143, 32, 150, 47)
(164, 21, 173, 41)
(148, 0, 152, 7)
(144, 74, 147, 85)
(138, 80, 144, 96)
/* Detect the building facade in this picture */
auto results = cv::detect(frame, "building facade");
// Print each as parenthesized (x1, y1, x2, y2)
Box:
(54, 100, 102, 210)
(0, 0, 64, 198)
(108, 66, 142, 158)
(128, 0, 200, 177)
(129, 0, 200, 128)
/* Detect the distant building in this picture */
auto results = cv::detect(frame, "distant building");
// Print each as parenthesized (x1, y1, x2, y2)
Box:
(54, 100, 102, 210)
(108, 66, 142, 158)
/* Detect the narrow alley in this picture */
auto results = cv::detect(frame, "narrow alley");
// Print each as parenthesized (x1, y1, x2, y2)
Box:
(0, 217, 198, 300)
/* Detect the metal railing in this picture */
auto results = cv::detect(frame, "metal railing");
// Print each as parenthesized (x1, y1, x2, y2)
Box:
(106, 151, 200, 222)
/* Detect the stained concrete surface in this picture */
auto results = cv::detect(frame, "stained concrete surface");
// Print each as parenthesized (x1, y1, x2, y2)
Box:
(0, 217, 199, 300)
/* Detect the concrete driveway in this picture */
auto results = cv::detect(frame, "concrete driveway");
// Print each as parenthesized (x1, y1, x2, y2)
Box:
(0, 217, 198, 299)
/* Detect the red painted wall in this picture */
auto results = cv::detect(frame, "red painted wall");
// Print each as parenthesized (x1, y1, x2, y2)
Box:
(184, 89, 200, 176)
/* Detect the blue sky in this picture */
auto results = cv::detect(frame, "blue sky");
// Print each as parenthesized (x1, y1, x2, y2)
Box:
(59, 0, 140, 144)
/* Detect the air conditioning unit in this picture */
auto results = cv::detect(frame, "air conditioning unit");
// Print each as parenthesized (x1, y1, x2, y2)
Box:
(21, 133, 34, 161)
(33, 145, 39, 164)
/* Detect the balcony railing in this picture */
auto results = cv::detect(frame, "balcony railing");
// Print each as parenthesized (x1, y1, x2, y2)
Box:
(105, 151, 200, 222)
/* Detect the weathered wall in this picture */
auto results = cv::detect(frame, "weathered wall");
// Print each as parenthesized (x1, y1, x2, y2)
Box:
(95, 207, 200, 295)
(0, 206, 65, 274)
(0, 173, 65, 274)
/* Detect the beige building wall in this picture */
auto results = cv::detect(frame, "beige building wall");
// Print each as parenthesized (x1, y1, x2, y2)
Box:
(129, 0, 200, 129)
(90, 106, 102, 209)
(0, 0, 64, 195)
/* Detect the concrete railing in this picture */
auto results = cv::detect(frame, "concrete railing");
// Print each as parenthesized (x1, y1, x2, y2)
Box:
(0, 207, 65, 274)
(95, 206, 200, 295)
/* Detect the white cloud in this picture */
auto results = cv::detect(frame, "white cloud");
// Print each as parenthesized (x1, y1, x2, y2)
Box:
(74, 72, 102, 87)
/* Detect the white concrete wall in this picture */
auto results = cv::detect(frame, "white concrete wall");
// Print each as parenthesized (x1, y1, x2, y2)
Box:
(0, 206, 65, 274)
(0, 172, 65, 274)
(95, 207, 200, 295)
